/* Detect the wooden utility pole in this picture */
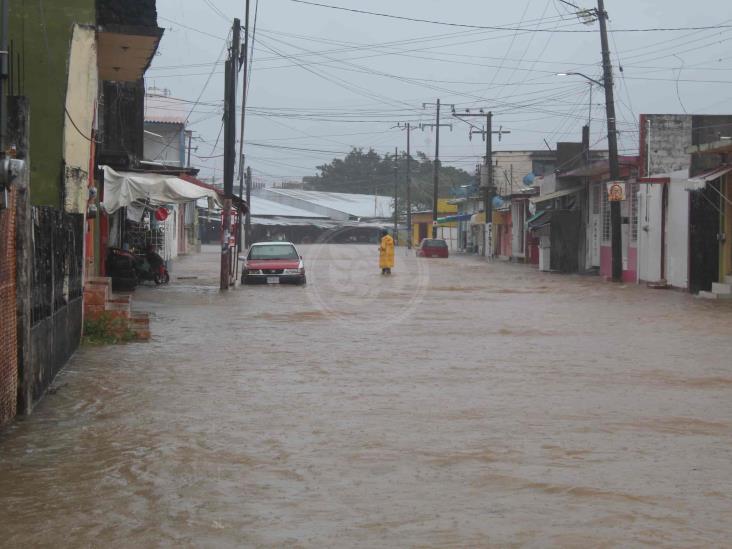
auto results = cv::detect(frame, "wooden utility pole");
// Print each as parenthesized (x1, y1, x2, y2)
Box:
(396, 122, 415, 249)
(454, 110, 510, 258)
(597, 0, 623, 282)
(236, 0, 251, 280)
(421, 100, 453, 239)
(245, 166, 252, 246)
(221, 18, 240, 290)
(186, 131, 194, 168)
(393, 147, 398, 243)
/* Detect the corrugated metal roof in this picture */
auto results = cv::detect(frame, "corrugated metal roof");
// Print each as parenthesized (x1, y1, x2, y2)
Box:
(688, 165, 732, 183)
(265, 188, 393, 218)
(197, 195, 328, 219)
(249, 196, 330, 218)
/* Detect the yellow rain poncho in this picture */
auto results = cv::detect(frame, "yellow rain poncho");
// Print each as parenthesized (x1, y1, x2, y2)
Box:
(379, 233, 395, 269)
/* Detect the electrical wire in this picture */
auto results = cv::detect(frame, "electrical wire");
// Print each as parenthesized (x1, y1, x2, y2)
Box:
(286, 0, 732, 33)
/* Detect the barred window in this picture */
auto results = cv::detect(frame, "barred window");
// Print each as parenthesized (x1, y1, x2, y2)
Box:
(629, 182, 639, 242)
(592, 183, 601, 215)
(602, 184, 611, 242)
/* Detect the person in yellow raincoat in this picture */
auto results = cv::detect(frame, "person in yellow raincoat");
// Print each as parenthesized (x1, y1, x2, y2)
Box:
(379, 229, 395, 275)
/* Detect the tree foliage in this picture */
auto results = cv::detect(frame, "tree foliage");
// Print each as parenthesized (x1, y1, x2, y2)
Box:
(303, 148, 474, 211)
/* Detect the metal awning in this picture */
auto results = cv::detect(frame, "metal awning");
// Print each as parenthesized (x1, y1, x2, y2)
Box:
(528, 210, 553, 231)
(530, 186, 584, 204)
(686, 139, 732, 156)
(437, 213, 473, 223)
(688, 165, 732, 184)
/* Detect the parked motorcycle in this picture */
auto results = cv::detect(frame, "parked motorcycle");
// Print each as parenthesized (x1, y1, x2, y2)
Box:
(106, 247, 170, 290)
(134, 247, 170, 285)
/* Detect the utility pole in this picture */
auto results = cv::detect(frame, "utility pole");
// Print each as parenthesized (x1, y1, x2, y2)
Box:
(395, 122, 415, 249)
(245, 166, 252, 246)
(236, 0, 251, 280)
(454, 110, 510, 258)
(185, 131, 197, 168)
(597, 0, 623, 282)
(393, 147, 398, 243)
(221, 18, 240, 291)
(421, 100, 453, 238)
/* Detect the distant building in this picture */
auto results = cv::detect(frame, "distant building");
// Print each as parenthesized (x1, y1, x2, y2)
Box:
(255, 188, 393, 221)
(412, 199, 459, 248)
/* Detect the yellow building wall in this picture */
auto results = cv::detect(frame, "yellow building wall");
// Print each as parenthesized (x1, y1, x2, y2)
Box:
(722, 174, 732, 280)
(411, 200, 459, 245)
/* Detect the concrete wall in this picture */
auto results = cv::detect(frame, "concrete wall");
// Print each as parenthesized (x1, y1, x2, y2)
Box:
(63, 25, 98, 214)
(641, 114, 732, 178)
(9, 0, 96, 207)
(511, 201, 527, 258)
(641, 114, 694, 177)
(667, 179, 691, 289)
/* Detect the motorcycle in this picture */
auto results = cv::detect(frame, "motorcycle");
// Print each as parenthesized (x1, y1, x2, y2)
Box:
(107, 247, 170, 290)
(134, 247, 171, 285)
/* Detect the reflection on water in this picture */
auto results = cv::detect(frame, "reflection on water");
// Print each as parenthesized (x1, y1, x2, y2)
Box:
(1, 245, 731, 547)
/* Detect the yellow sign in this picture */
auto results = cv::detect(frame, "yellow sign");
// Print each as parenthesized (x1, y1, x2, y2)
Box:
(607, 181, 626, 202)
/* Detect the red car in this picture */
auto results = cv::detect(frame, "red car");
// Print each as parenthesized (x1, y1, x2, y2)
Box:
(416, 238, 449, 258)
(241, 242, 306, 285)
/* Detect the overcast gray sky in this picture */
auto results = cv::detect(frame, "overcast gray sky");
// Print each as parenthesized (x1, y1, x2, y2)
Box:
(148, 0, 732, 184)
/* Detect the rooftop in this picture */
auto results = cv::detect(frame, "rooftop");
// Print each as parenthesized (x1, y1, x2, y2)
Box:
(145, 93, 188, 125)
(264, 188, 393, 218)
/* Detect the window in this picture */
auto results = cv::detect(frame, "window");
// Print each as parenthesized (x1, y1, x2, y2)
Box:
(629, 182, 639, 242)
(602, 185, 611, 243)
(532, 160, 556, 176)
(249, 245, 299, 260)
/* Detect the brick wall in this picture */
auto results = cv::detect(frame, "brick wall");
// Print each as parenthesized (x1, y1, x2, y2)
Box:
(0, 187, 18, 427)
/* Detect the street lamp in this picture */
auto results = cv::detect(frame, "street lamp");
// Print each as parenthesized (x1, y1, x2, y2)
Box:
(556, 72, 604, 87)
(558, 61, 623, 282)
(557, 72, 604, 128)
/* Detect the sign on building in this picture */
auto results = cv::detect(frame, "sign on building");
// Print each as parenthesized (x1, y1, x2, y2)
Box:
(607, 181, 626, 202)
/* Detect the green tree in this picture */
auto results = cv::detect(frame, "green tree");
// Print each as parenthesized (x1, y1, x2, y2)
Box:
(304, 148, 474, 212)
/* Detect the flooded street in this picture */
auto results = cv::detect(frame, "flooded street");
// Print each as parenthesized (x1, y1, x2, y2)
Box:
(1, 244, 732, 547)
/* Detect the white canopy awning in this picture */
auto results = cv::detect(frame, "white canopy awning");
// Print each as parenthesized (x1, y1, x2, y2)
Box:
(101, 166, 222, 214)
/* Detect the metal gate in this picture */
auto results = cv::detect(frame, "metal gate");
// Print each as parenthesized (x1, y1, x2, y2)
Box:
(29, 207, 84, 403)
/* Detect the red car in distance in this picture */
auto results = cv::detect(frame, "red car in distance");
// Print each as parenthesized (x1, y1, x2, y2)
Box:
(416, 238, 449, 258)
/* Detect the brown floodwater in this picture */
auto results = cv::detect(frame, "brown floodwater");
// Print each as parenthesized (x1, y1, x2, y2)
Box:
(1, 244, 731, 547)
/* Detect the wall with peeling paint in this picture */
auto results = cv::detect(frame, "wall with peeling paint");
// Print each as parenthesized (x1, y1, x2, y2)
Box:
(63, 25, 98, 214)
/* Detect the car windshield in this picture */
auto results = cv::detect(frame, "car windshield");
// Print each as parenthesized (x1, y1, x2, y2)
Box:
(249, 244, 299, 260)
(423, 239, 447, 248)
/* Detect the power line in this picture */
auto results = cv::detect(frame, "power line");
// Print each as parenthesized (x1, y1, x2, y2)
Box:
(286, 0, 732, 33)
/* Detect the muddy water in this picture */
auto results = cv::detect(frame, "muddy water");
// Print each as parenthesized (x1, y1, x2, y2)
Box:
(1, 244, 732, 547)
